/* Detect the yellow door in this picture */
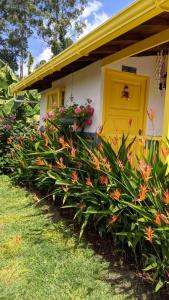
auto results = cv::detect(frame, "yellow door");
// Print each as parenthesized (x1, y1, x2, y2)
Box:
(102, 69, 149, 136)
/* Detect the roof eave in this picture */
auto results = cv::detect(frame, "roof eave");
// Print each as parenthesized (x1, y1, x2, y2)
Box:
(11, 0, 169, 94)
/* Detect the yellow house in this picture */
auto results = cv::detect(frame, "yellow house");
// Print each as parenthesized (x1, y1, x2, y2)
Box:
(12, 0, 169, 149)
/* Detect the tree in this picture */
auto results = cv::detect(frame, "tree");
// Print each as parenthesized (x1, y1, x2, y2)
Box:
(0, 0, 42, 78)
(27, 52, 34, 75)
(39, 0, 87, 55)
(0, 0, 87, 75)
(35, 59, 47, 70)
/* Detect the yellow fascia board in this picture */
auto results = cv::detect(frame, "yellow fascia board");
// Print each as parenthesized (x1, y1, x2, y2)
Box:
(11, 0, 169, 94)
(102, 27, 169, 66)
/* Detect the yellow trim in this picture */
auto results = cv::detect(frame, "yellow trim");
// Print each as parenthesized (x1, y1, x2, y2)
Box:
(45, 88, 64, 113)
(155, 0, 169, 10)
(102, 27, 169, 66)
(11, 0, 169, 94)
(162, 56, 169, 138)
(102, 69, 149, 136)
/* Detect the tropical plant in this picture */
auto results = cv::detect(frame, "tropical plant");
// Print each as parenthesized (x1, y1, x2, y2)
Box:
(2, 123, 169, 293)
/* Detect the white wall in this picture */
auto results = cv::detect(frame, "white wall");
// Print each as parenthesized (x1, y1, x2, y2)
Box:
(107, 57, 165, 136)
(51, 61, 102, 132)
(40, 56, 165, 136)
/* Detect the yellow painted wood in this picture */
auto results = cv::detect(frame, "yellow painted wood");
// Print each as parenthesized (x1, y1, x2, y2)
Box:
(46, 88, 64, 113)
(102, 28, 169, 66)
(102, 69, 149, 137)
(11, 0, 168, 94)
(162, 56, 169, 139)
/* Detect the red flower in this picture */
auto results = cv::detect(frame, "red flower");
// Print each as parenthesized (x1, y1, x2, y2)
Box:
(71, 171, 78, 184)
(99, 176, 109, 186)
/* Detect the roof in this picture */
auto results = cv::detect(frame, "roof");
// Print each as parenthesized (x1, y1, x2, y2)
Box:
(12, 0, 169, 93)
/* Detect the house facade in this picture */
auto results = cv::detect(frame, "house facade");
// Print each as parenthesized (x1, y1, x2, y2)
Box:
(12, 0, 169, 144)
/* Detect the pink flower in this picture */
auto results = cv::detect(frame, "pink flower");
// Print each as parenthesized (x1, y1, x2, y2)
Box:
(48, 111, 55, 118)
(86, 107, 94, 115)
(59, 107, 65, 113)
(87, 98, 92, 104)
(74, 107, 81, 114)
(84, 119, 92, 126)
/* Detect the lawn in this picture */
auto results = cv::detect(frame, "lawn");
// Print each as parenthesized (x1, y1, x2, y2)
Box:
(0, 175, 147, 300)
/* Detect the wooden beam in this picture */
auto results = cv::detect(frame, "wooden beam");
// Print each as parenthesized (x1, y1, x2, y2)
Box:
(102, 27, 169, 66)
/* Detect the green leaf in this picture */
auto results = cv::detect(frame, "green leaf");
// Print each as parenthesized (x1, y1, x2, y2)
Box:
(143, 262, 157, 271)
(155, 279, 164, 292)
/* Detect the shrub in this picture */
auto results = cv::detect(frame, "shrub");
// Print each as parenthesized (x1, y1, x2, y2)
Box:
(2, 123, 169, 292)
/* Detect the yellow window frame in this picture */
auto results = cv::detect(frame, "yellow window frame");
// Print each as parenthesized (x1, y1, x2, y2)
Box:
(46, 88, 64, 113)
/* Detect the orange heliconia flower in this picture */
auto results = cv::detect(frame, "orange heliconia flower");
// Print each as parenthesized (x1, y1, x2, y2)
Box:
(116, 159, 124, 171)
(144, 226, 154, 243)
(36, 159, 45, 166)
(86, 177, 93, 187)
(101, 157, 111, 172)
(99, 176, 109, 186)
(15, 144, 21, 150)
(127, 150, 133, 166)
(112, 136, 118, 147)
(71, 171, 78, 184)
(7, 137, 13, 144)
(154, 213, 161, 226)
(53, 157, 66, 169)
(111, 189, 121, 201)
(44, 135, 49, 147)
(137, 184, 148, 202)
(91, 155, 100, 170)
(58, 137, 69, 148)
(163, 190, 169, 205)
(154, 212, 169, 225)
(108, 215, 119, 225)
(70, 147, 76, 158)
(147, 109, 155, 122)
(161, 147, 169, 160)
(138, 160, 152, 182)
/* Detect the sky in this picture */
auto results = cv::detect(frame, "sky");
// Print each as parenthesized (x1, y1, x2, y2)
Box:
(27, 0, 135, 74)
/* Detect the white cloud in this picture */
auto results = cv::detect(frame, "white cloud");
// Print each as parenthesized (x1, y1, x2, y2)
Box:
(80, 11, 109, 37)
(23, 47, 52, 76)
(82, 0, 103, 18)
(37, 47, 52, 63)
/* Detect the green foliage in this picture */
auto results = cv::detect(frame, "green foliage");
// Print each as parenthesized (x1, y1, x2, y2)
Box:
(2, 124, 169, 293)
(0, 0, 87, 74)
(0, 59, 40, 118)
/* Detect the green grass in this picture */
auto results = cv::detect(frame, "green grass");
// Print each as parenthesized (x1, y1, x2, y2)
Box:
(0, 175, 145, 300)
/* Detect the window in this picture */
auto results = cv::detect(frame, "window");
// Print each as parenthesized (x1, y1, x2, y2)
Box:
(46, 88, 64, 113)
